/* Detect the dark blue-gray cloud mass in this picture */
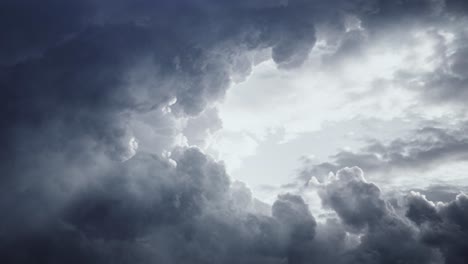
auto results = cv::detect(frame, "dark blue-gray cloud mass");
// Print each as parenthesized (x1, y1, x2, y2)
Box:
(2, 0, 468, 263)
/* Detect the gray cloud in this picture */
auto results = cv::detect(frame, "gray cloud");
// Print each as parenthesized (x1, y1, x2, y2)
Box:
(422, 28, 468, 106)
(0, 1, 328, 261)
(318, 167, 388, 230)
(319, 167, 440, 264)
(0, 147, 320, 263)
(5, 151, 463, 263)
(300, 123, 468, 182)
(0, 1, 325, 235)
(0, 0, 324, 163)
(445, 0, 468, 14)
(183, 107, 223, 148)
(409, 185, 468, 203)
(406, 191, 468, 264)
(2, 1, 468, 263)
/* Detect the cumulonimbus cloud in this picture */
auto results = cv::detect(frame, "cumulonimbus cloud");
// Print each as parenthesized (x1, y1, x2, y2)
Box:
(1, 0, 468, 263)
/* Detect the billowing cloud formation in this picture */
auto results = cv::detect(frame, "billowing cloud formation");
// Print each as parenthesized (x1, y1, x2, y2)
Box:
(0, 0, 324, 167)
(2, 0, 468, 264)
(318, 167, 437, 264)
(1, 1, 324, 249)
(5, 148, 468, 263)
(406, 191, 468, 264)
(1, 147, 326, 264)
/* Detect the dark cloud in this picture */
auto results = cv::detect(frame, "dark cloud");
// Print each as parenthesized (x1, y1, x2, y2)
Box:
(406, 191, 468, 264)
(0, 0, 324, 164)
(0, 0, 93, 66)
(319, 167, 439, 264)
(0, 147, 323, 264)
(0, 1, 324, 249)
(445, 0, 468, 13)
(357, 0, 444, 27)
(2, 0, 468, 263)
(0, 1, 327, 262)
(318, 167, 388, 230)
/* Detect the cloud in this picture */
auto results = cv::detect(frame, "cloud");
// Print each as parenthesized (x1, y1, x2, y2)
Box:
(300, 123, 468, 182)
(183, 107, 223, 148)
(0, 147, 322, 263)
(318, 167, 439, 264)
(0, 0, 325, 165)
(2, 1, 468, 264)
(0, 3, 323, 258)
(4, 150, 460, 264)
(0, 1, 325, 235)
(406, 191, 468, 264)
(445, 0, 468, 13)
(318, 167, 388, 230)
(421, 26, 468, 106)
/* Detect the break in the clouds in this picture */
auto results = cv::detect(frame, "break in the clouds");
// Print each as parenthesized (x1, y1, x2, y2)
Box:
(2, 0, 468, 264)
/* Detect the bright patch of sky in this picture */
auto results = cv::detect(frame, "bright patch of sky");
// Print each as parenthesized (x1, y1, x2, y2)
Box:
(202, 24, 465, 200)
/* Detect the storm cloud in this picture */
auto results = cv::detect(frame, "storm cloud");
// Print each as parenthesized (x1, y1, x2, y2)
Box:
(2, 0, 468, 264)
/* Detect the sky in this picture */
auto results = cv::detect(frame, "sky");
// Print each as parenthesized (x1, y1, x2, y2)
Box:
(2, 0, 468, 263)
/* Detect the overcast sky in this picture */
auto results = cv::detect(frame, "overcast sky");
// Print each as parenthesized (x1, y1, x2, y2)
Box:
(2, 1, 468, 263)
